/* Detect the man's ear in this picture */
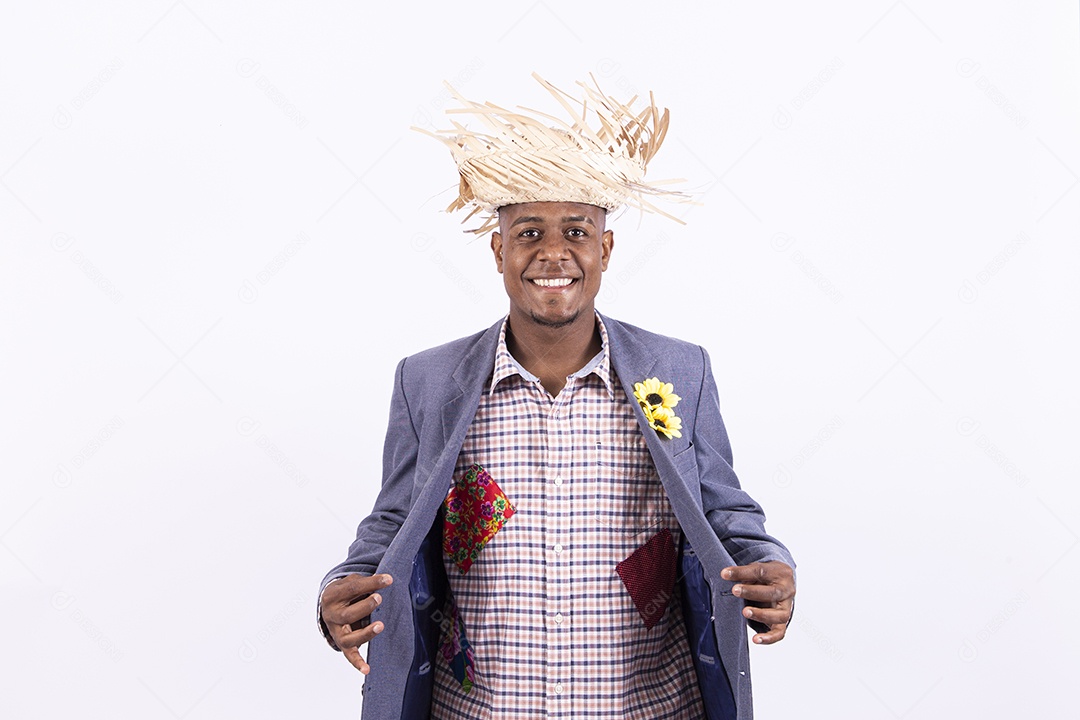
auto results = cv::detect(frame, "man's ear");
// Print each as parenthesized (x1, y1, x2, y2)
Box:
(600, 229, 614, 272)
(491, 232, 504, 273)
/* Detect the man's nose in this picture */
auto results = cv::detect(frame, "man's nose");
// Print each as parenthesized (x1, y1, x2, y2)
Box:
(536, 233, 570, 260)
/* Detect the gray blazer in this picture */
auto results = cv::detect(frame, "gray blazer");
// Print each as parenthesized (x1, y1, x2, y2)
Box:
(320, 313, 795, 719)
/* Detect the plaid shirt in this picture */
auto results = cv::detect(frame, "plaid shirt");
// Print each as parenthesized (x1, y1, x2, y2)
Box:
(431, 315, 706, 719)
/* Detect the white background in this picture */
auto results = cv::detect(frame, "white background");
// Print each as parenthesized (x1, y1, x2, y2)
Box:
(2, 2, 1078, 718)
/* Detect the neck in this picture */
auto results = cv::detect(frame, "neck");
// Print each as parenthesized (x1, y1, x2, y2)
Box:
(505, 308, 602, 396)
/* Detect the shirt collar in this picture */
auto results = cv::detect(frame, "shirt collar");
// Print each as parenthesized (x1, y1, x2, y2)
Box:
(488, 311, 615, 399)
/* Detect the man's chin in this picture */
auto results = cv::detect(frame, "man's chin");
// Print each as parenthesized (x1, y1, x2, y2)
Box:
(528, 309, 581, 330)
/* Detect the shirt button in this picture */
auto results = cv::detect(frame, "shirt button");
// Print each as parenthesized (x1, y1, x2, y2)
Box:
(554, 682, 564, 695)
(553, 543, 563, 554)
(555, 612, 564, 624)
(553, 476, 563, 486)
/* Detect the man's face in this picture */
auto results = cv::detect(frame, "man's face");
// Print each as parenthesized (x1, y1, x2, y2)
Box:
(491, 201, 613, 330)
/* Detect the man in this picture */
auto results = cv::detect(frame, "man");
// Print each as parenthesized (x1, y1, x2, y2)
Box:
(318, 75, 796, 719)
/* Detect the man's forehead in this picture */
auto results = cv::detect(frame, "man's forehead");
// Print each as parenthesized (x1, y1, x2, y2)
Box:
(498, 202, 607, 224)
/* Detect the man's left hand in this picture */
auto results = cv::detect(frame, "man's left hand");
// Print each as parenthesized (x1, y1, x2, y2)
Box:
(721, 561, 795, 645)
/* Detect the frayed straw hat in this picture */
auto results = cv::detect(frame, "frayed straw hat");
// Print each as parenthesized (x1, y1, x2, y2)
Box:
(414, 72, 692, 234)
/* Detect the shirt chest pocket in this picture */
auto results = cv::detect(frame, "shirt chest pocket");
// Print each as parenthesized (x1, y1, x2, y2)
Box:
(593, 432, 667, 538)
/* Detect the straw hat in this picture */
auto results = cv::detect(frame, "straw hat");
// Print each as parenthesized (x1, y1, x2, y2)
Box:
(414, 72, 692, 234)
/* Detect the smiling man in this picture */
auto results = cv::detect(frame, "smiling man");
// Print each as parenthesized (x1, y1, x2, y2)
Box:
(318, 75, 796, 720)
(494, 202, 612, 396)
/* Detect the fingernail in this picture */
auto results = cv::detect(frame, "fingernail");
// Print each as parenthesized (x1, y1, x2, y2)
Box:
(372, 593, 381, 605)
(373, 623, 383, 634)
(754, 636, 763, 644)
(732, 585, 741, 596)
(743, 608, 753, 619)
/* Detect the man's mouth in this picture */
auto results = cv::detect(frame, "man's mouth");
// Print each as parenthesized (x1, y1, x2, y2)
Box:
(531, 278, 575, 288)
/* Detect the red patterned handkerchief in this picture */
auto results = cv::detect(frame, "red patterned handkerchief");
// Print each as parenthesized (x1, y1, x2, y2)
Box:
(615, 528, 678, 629)
(443, 464, 515, 575)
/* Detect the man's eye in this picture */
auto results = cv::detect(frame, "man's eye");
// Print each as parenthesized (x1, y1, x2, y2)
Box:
(566, 228, 588, 239)
(518, 229, 541, 239)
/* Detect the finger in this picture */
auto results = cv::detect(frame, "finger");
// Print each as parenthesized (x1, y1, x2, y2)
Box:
(326, 617, 379, 649)
(324, 620, 354, 652)
(731, 582, 786, 604)
(341, 644, 370, 674)
(721, 564, 768, 583)
(742, 604, 791, 627)
(751, 622, 789, 645)
(336, 619, 386, 651)
(323, 590, 385, 627)
(322, 573, 394, 606)
(722, 562, 793, 585)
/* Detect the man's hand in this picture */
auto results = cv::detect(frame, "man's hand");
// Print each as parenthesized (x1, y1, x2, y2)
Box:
(721, 561, 795, 645)
(320, 573, 394, 673)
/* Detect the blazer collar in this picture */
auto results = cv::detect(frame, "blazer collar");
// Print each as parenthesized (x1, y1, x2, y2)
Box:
(448, 313, 685, 453)
(455, 312, 669, 404)
(440, 313, 688, 478)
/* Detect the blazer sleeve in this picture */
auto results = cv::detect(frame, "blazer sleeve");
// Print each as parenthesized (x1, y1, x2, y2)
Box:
(316, 356, 421, 648)
(693, 346, 796, 572)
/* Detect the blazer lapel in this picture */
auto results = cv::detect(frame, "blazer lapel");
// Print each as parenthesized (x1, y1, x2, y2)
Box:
(439, 317, 505, 458)
(602, 314, 734, 587)
(603, 313, 688, 456)
(602, 314, 697, 508)
(393, 318, 505, 569)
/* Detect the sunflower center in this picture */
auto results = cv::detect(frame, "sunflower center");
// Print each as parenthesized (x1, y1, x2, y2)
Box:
(646, 393, 664, 406)
(654, 418, 667, 428)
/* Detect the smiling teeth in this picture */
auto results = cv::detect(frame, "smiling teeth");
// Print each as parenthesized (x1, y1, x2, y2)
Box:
(533, 278, 573, 287)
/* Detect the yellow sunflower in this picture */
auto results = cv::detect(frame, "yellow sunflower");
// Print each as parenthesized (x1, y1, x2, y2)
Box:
(644, 404, 683, 440)
(633, 377, 680, 411)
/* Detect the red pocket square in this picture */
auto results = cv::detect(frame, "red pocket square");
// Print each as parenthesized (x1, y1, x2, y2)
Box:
(443, 464, 515, 575)
(615, 528, 678, 629)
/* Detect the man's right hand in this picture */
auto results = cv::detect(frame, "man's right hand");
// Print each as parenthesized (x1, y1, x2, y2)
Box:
(320, 573, 394, 674)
